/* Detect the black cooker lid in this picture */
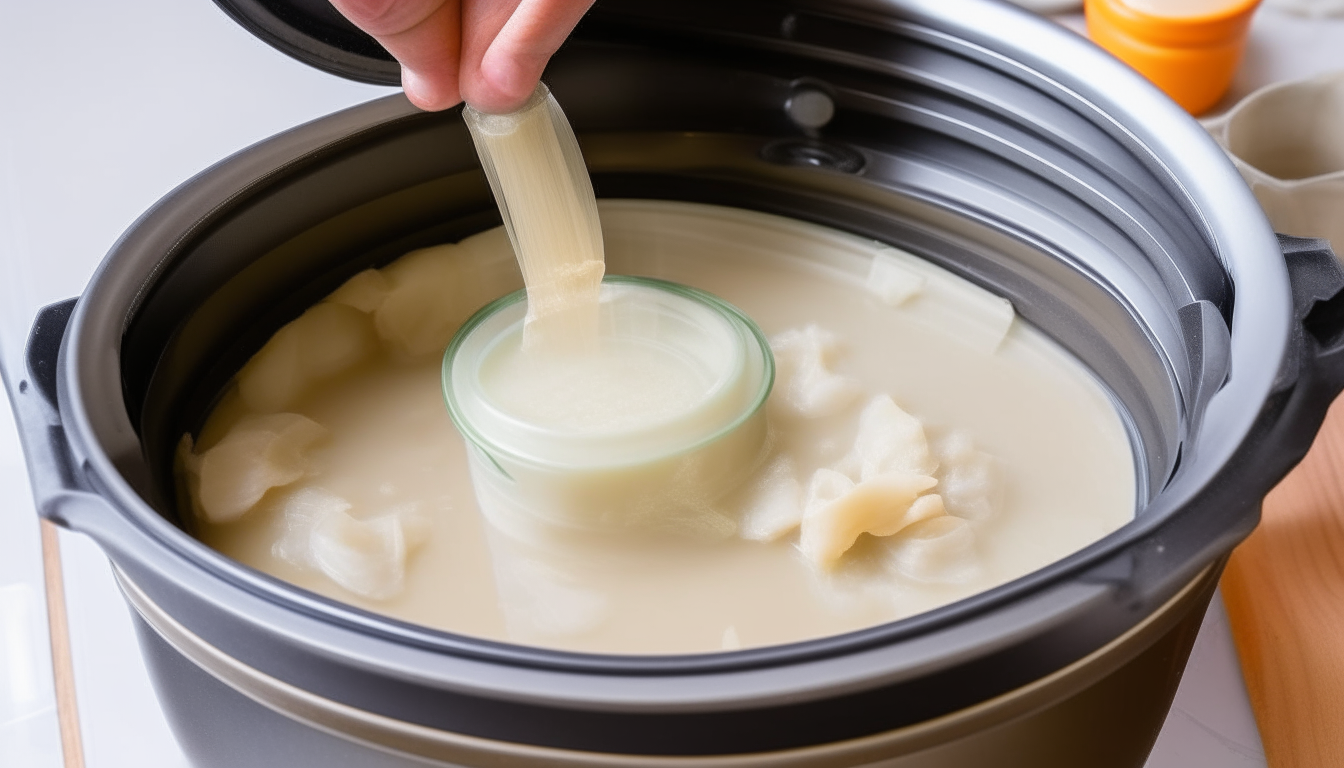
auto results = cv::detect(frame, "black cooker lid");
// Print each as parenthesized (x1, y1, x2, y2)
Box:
(212, 0, 401, 85)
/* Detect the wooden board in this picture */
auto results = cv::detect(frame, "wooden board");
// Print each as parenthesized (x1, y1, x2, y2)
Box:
(40, 521, 85, 768)
(1222, 395, 1344, 768)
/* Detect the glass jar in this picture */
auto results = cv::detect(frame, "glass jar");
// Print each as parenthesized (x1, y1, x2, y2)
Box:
(443, 276, 773, 539)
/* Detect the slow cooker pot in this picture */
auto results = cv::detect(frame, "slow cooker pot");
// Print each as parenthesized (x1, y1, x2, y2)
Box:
(9, 0, 1344, 765)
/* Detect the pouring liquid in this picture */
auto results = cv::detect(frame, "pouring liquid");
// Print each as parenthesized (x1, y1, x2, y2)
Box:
(463, 84, 604, 351)
(457, 85, 774, 538)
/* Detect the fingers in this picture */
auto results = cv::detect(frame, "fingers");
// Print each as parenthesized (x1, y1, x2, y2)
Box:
(329, 0, 595, 114)
(329, 0, 463, 111)
(458, 0, 525, 112)
(460, 0, 594, 113)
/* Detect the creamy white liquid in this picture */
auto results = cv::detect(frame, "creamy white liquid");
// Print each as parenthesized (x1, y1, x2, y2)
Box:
(185, 201, 1136, 655)
(445, 277, 772, 536)
(471, 281, 747, 437)
(481, 335, 714, 433)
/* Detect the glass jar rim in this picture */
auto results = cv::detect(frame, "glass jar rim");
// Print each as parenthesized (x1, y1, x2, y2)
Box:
(442, 275, 775, 471)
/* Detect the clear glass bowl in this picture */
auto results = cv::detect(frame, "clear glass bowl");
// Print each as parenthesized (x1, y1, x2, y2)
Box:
(443, 276, 774, 536)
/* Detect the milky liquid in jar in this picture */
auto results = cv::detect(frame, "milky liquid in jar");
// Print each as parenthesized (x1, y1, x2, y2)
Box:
(444, 275, 772, 537)
(181, 200, 1136, 655)
(462, 84, 604, 351)
(481, 337, 712, 433)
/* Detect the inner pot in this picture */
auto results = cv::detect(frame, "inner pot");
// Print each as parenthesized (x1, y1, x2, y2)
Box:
(14, 0, 1344, 764)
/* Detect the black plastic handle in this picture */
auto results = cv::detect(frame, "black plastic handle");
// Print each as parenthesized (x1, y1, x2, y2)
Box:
(1204, 236, 1344, 509)
(26, 299, 76, 412)
(1255, 235, 1344, 473)
(1279, 235, 1344, 390)
(11, 298, 78, 497)
(5, 297, 114, 530)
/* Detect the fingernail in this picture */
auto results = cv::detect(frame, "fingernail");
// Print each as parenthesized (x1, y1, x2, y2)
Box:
(401, 67, 427, 104)
(480, 56, 530, 112)
(402, 67, 458, 111)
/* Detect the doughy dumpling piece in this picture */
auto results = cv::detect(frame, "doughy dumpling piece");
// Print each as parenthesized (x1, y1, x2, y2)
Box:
(273, 490, 428, 600)
(866, 250, 926, 307)
(936, 431, 999, 522)
(397, 504, 433, 550)
(238, 302, 377, 412)
(739, 455, 804, 542)
(272, 487, 351, 566)
(457, 225, 513, 256)
(236, 325, 301, 414)
(194, 413, 329, 524)
(300, 303, 378, 380)
(374, 244, 478, 357)
(800, 468, 938, 568)
(310, 507, 414, 600)
(885, 514, 980, 584)
(770, 325, 860, 419)
(906, 493, 946, 521)
(850, 395, 937, 479)
(327, 269, 391, 314)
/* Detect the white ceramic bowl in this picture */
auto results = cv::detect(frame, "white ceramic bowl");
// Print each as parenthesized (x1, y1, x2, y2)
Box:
(1205, 70, 1344, 254)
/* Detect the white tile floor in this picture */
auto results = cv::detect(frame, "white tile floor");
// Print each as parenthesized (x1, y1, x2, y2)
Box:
(5, 1, 1339, 765)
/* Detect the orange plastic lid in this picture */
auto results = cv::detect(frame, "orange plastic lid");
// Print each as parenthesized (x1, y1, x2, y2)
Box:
(1086, 0, 1261, 113)
(1089, 0, 1260, 46)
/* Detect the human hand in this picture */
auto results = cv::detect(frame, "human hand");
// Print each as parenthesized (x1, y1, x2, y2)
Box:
(329, 0, 595, 113)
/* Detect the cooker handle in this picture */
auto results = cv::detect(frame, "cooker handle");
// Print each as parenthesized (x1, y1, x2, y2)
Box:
(1231, 235, 1344, 488)
(1280, 234, 1344, 390)
(1135, 236, 1344, 600)
(7, 298, 118, 532)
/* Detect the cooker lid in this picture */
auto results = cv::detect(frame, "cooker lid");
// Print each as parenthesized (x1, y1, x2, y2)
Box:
(211, 0, 400, 85)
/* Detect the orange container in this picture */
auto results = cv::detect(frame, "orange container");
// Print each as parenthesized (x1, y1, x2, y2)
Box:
(1085, 0, 1262, 115)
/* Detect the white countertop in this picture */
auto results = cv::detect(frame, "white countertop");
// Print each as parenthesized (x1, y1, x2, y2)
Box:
(3, 2, 1338, 766)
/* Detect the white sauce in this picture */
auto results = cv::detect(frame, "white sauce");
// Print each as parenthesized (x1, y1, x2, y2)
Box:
(481, 335, 713, 433)
(180, 200, 1136, 655)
